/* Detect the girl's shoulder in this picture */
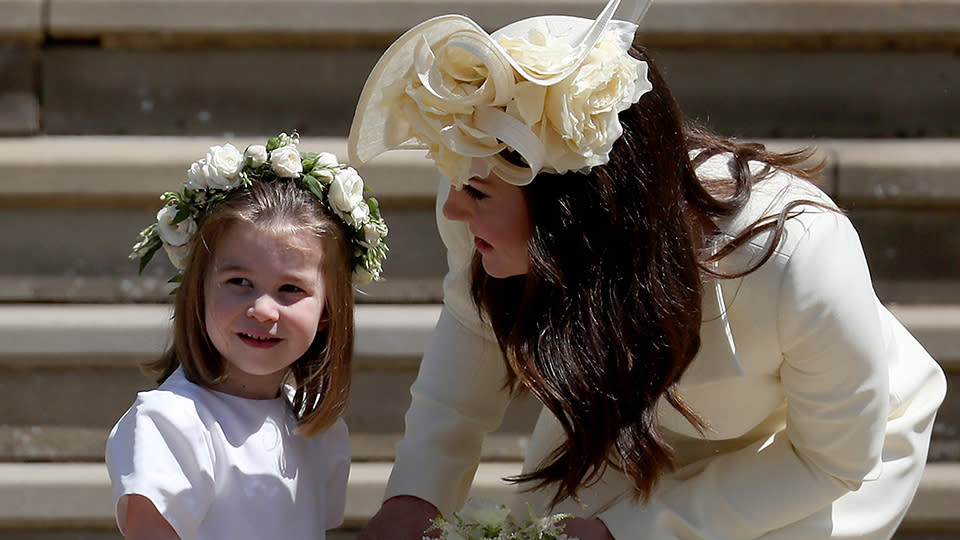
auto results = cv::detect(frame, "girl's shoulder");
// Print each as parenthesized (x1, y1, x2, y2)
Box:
(111, 369, 212, 441)
(304, 417, 350, 459)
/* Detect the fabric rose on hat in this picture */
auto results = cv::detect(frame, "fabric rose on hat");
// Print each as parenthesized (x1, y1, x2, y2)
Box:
(544, 31, 650, 173)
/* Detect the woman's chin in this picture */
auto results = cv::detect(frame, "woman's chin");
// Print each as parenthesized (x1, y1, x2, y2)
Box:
(481, 257, 528, 279)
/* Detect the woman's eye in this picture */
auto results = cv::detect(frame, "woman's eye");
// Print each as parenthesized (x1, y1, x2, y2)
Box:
(463, 185, 488, 200)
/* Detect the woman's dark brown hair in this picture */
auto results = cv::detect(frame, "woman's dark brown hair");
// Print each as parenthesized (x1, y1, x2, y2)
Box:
(143, 179, 354, 437)
(471, 46, 826, 507)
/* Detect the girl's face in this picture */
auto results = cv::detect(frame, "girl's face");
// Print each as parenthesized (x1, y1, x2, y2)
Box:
(442, 174, 531, 278)
(204, 221, 328, 399)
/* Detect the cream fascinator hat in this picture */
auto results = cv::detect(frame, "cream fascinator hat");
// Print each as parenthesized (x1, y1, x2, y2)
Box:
(348, 0, 654, 187)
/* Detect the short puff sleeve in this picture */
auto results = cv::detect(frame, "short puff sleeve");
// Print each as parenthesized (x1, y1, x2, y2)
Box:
(106, 392, 216, 539)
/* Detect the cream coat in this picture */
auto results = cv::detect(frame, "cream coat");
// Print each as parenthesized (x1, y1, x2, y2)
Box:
(384, 156, 947, 539)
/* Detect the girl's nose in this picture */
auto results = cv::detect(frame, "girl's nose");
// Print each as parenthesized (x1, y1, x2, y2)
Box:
(442, 185, 472, 222)
(247, 294, 280, 323)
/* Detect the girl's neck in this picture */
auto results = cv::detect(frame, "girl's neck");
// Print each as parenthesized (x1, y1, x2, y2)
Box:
(210, 370, 287, 400)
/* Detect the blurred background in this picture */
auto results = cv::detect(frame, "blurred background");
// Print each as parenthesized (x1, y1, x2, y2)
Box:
(0, 0, 957, 538)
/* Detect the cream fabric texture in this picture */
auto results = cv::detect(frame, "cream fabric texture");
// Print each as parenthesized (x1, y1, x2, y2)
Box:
(106, 368, 350, 540)
(384, 156, 947, 539)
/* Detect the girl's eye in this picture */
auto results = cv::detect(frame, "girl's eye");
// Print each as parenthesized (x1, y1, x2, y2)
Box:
(279, 284, 304, 294)
(226, 277, 251, 288)
(463, 185, 488, 201)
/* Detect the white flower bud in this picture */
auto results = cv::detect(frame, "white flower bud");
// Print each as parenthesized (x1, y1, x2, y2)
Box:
(244, 144, 268, 168)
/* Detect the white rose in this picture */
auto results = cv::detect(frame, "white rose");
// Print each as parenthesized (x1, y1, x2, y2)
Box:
(311, 152, 340, 183)
(184, 159, 210, 190)
(352, 265, 374, 284)
(458, 497, 511, 528)
(329, 167, 365, 218)
(163, 241, 191, 270)
(361, 220, 386, 248)
(270, 144, 303, 178)
(349, 202, 370, 228)
(244, 144, 268, 168)
(543, 34, 651, 172)
(204, 144, 244, 189)
(155, 205, 196, 247)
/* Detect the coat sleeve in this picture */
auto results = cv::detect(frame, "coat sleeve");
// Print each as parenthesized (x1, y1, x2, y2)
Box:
(383, 182, 514, 516)
(598, 210, 890, 539)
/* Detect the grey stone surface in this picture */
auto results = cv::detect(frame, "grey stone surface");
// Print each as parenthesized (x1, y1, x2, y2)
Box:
(653, 49, 960, 138)
(42, 48, 382, 136)
(832, 140, 960, 207)
(0, 0, 43, 38)
(850, 208, 960, 300)
(0, 43, 37, 134)
(40, 47, 960, 137)
(43, 0, 960, 39)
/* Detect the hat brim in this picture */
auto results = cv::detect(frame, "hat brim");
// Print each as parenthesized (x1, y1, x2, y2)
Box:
(348, 0, 651, 168)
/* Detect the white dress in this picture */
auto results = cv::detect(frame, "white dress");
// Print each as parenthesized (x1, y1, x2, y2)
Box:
(383, 156, 948, 539)
(106, 368, 350, 540)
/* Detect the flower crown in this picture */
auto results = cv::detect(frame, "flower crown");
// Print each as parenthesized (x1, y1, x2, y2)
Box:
(349, 0, 654, 188)
(131, 133, 389, 284)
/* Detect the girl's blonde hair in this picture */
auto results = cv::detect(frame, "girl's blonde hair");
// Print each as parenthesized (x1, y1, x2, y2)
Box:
(144, 178, 353, 436)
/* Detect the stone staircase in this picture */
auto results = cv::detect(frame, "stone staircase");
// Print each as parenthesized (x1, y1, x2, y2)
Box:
(1, 1, 958, 538)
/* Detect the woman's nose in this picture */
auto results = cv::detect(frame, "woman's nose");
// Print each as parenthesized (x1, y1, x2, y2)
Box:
(247, 294, 280, 323)
(442, 185, 472, 222)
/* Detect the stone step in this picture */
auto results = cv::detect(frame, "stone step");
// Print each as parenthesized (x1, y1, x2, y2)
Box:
(0, 303, 543, 435)
(0, 303, 957, 457)
(4, 1, 960, 137)
(1, 137, 959, 303)
(0, 462, 957, 536)
(40, 0, 960, 46)
(29, 48, 960, 138)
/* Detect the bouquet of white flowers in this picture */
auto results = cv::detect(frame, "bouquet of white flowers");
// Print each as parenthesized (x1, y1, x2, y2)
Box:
(425, 498, 577, 540)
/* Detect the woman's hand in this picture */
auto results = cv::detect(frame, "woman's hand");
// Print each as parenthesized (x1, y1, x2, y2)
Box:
(357, 495, 441, 540)
(559, 516, 615, 540)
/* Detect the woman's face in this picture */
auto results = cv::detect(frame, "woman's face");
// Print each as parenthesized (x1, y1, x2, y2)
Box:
(442, 174, 531, 278)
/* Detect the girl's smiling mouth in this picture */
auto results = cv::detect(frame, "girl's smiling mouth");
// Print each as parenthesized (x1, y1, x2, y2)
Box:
(238, 332, 282, 348)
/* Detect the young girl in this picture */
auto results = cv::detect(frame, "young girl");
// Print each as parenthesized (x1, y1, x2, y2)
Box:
(106, 133, 388, 540)
(347, 1, 946, 539)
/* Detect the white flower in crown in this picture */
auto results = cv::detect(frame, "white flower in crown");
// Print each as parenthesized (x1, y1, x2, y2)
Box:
(163, 241, 191, 270)
(270, 144, 303, 178)
(155, 205, 196, 247)
(311, 152, 341, 183)
(244, 144, 268, 167)
(204, 144, 244, 187)
(329, 166, 366, 224)
(361, 219, 387, 249)
(131, 132, 389, 286)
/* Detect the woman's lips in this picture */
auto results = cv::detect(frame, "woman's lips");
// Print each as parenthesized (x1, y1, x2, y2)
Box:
(238, 332, 281, 348)
(474, 236, 493, 253)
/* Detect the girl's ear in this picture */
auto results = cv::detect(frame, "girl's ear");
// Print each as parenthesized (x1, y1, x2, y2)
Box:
(317, 310, 329, 332)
